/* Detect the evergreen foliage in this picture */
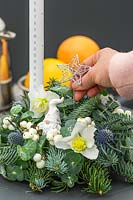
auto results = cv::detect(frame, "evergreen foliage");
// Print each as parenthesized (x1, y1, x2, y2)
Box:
(0, 80, 132, 195)
(45, 147, 68, 175)
(79, 161, 112, 195)
(24, 161, 53, 191)
(0, 145, 18, 165)
(113, 160, 133, 183)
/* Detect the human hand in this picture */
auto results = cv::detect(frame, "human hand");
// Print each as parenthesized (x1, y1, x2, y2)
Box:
(71, 47, 118, 101)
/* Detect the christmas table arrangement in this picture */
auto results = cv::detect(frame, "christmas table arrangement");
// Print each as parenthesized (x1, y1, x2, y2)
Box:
(0, 0, 133, 196)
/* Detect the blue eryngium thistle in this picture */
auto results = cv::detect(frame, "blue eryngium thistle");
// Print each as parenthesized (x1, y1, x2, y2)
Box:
(8, 131, 23, 145)
(95, 129, 114, 144)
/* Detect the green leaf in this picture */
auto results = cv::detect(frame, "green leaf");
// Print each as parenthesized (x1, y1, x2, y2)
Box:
(17, 140, 37, 161)
(100, 90, 108, 96)
(37, 136, 46, 154)
(61, 174, 78, 188)
(58, 99, 74, 108)
(61, 120, 76, 137)
(21, 111, 34, 120)
(6, 165, 24, 181)
(15, 160, 29, 169)
(51, 86, 72, 97)
(10, 105, 23, 115)
(64, 150, 84, 174)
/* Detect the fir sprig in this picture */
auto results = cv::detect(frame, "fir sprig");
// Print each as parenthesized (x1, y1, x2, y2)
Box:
(66, 96, 101, 120)
(0, 145, 18, 165)
(79, 161, 112, 195)
(113, 160, 133, 183)
(45, 147, 68, 175)
(24, 161, 53, 191)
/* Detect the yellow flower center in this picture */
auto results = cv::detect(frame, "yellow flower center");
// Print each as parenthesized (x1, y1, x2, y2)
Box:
(72, 137, 87, 152)
(32, 98, 48, 113)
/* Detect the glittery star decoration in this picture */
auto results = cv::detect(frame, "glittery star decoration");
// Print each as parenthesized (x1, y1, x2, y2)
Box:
(57, 54, 90, 85)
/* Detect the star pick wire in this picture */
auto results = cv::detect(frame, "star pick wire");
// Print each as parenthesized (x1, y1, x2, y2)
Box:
(57, 54, 90, 85)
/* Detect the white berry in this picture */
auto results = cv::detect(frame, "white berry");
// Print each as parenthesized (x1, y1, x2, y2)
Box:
(85, 117, 92, 124)
(26, 122, 33, 129)
(23, 132, 31, 139)
(46, 132, 54, 141)
(20, 121, 27, 128)
(33, 153, 42, 162)
(36, 160, 45, 169)
(29, 128, 37, 135)
(91, 121, 95, 126)
(52, 129, 59, 136)
(32, 134, 39, 141)
(54, 134, 63, 143)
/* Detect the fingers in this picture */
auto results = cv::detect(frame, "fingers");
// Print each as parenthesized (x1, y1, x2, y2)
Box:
(87, 85, 104, 97)
(73, 86, 105, 101)
(73, 90, 87, 101)
(72, 67, 96, 91)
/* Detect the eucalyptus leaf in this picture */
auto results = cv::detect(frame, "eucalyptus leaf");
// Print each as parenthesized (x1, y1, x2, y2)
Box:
(61, 120, 76, 137)
(58, 99, 74, 109)
(6, 165, 24, 181)
(10, 105, 23, 115)
(64, 150, 84, 174)
(17, 140, 37, 161)
(21, 111, 34, 120)
(61, 173, 78, 188)
(60, 127, 70, 137)
(51, 86, 72, 97)
(37, 136, 46, 154)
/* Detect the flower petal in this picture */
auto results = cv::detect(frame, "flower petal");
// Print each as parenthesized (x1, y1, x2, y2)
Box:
(81, 126, 96, 148)
(71, 121, 87, 137)
(54, 135, 72, 150)
(46, 91, 59, 101)
(82, 145, 99, 160)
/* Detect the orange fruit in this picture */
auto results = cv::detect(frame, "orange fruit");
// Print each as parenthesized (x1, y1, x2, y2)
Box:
(24, 58, 69, 89)
(57, 35, 100, 63)
(0, 39, 9, 81)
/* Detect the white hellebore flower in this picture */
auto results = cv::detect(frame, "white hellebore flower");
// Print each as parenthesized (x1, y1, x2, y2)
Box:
(28, 85, 59, 118)
(54, 119, 99, 160)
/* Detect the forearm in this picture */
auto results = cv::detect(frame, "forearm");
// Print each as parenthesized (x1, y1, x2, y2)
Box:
(109, 51, 133, 99)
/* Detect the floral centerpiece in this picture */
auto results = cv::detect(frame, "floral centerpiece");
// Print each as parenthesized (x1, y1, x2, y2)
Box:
(0, 0, 132, 196)
(0, 78, 132, 195)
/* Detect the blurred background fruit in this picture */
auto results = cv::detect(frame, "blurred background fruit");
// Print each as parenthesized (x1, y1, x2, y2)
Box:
(0, 39, 9, 81)
(24, 58, 67, 89)
(57, 35, 100, 63)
